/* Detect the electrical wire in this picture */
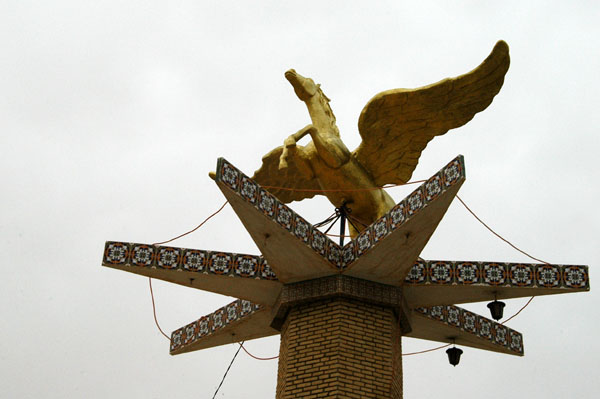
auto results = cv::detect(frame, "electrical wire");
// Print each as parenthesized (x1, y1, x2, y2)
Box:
(456, 195, 549, 265)
(152, 200, 229, 246)
(149, 277, 170, 340)
(240, 342, 279, 360)
(147, 201, 229, 342)
(403, 343, 451, 356)
(262, 180, 427, 193)
(212, 342, 244, 398)
(501, 296, 535, 325)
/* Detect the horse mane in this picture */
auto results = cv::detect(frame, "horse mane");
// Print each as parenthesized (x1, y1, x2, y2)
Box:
(315, 84, 340, 136)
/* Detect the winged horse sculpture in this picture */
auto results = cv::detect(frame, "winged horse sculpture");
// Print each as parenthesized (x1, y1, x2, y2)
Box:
(246, 41, 509, 238)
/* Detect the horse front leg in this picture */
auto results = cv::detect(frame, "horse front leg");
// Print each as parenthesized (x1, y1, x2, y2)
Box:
(279, 124, 315, 170)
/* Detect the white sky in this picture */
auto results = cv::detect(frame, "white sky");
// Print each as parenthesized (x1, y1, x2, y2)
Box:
(1, 1, 598, 398)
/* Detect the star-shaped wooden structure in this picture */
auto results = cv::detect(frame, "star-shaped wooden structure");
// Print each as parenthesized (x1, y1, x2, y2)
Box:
(102, 155, 589, 398)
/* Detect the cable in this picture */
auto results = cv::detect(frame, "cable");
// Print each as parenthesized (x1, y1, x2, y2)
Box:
(456, 196, 549, 265)
(501, 296, 535, 325)
(240, 342, 279, 360)
(262, 179, 426, 193)
(313, 211, 338, 228)
(403, 343, 451, 356)
(147, 201, 229, 342)
(152, 201, 229, 246)
(149, 278, 170, 340)
(212, 342, 244, 398)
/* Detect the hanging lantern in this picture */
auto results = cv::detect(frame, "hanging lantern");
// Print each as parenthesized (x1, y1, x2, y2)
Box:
(446, 346, 463, 366)
(487, 299, 506, 321)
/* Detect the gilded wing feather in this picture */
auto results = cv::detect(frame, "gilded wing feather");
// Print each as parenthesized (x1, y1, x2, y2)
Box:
(354, 40, 510, 185)
(252, 146, 321, 203)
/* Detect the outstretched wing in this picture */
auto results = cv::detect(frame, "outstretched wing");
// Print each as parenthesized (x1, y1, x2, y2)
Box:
(354, 40, 510, 186)
(252, 146, 321, 203)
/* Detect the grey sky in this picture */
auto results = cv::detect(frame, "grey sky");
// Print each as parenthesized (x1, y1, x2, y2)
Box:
(1, 1, 598, 398)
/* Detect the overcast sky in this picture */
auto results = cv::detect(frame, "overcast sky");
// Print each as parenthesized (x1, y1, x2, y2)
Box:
(1, 1, 599, 398)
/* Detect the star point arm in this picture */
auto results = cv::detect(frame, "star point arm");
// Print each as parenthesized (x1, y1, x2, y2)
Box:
(102, 241, 282, 306)
(403, 259, 589, 308)
(214, 158, 343, 283)
(342, 155, 466, 285)
(169, 299, 277, 355)
(406, 304, 524, 356)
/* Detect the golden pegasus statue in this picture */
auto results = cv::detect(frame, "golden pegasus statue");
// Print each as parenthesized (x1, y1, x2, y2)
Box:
(246, 41, 509, 238)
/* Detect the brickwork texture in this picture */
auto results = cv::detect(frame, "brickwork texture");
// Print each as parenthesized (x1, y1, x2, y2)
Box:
(276, 297, 402, 398)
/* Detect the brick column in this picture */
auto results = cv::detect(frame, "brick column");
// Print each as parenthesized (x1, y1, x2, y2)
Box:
(271, 275, 407, 398)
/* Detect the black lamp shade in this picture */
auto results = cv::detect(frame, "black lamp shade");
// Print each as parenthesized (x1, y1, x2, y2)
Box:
(446, 347, 463, 366)
(487, 300, 506, 321)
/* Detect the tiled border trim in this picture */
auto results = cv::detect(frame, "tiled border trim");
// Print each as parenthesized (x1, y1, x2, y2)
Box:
(415, 305, 524, 355)
(271, 275, 406, 331)
(216, 158, 344, 268)
(215, 156, 465, 271)
(404, 259, 589, 290)
(341, 155, 465, 269)
(103, 241, 278, 281)
(170, 299, 260, 353)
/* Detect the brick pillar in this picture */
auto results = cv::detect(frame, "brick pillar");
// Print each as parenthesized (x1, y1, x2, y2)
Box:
(276, 297, 403, 398)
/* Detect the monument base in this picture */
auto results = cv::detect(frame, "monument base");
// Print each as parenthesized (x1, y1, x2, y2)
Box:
(276, 297, 402, 398)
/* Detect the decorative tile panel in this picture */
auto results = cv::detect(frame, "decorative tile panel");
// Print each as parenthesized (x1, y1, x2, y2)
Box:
(429, 261, 454, 284)
(355, 227, 372, 256)
(293, 215, 310, 244)
(483, 263, 506, 285)
(234, 255, 259, 278)
(509, 264, 534, 287)
(342, 244, 356, 267)
(131, 244, 154, 267)
(407, 187, 425, 216)
(405, 260, 427, 284)
(424, 173, 443, 201)
(415, 305, 524, 355)
(240, 176, 259, 205)
(311, 228, 328, 257)
(183, 250, 206, 272)
(537, 265, 561, 288)
(442, 158, 463, 187)
(170, 299, 261, 353)
(258, 188, 277, 217)
(103, 241, 278, 282)
(156, 247, 181, 269)
(404, 259, 589, 291)
(456, 262, 479, 284)
(563, 266, 588, 289)
(372, 216, 389, 244)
